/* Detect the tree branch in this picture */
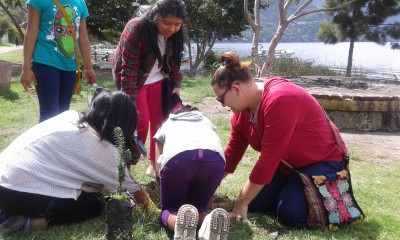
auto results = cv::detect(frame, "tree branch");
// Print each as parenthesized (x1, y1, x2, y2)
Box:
(288, 0, 359, 23)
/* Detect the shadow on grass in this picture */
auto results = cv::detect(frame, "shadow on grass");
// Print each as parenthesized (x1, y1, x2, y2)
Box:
(0, 88, 20, 100)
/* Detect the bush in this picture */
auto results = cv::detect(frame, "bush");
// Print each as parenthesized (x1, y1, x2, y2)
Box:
(202, 50, 219, 70)
(271, 57, 337, 78)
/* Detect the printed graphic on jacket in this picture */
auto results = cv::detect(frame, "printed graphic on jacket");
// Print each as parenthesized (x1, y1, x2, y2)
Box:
(49, 4, 80, 58)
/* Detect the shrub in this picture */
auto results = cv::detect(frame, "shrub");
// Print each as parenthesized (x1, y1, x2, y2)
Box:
(202, 50, 219, 70)
(271, 57, 338, 78)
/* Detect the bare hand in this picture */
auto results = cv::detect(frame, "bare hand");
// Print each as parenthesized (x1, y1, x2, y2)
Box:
(84, 68, 96, 84)
(172, 87, 180, 95)
(133, 189, 150, 208)
(230, 201, 248, 221)
(20, 68, 37, 90)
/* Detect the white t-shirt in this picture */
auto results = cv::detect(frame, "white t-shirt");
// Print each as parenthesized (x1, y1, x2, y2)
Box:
(144, 34, 166, 85)
(0, 110, 140, 200)
(153, 111, 225, 171)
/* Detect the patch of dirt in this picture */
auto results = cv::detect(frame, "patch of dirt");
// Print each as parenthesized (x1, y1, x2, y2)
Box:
(340, 131, 400, 168)
(143, 181, 161, 209)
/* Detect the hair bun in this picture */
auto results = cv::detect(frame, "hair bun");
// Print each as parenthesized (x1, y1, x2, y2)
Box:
(220, 52, 240, 68)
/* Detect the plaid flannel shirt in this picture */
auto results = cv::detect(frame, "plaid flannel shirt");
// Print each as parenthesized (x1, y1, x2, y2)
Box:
(113, 17, 183, 101)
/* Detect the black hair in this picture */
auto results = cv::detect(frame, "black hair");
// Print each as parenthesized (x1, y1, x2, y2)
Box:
(174, 104, 199, 114)
(156, 104, 199, 130)
(139, 0, 186, 67)
(77, 91, 139, 162)
(211, 52, 252, 89)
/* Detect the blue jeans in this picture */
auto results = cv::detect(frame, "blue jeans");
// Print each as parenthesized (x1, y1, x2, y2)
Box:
(248, 161, 342, 228)
(32, 63, 76, 122)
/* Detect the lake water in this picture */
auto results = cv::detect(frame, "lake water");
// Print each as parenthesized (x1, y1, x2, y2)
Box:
(210, 42, 400, 79)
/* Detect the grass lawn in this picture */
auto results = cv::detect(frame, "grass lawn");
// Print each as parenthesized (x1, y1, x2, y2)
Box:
(1, 53, 399, 239)
(0, 43, 16, 47)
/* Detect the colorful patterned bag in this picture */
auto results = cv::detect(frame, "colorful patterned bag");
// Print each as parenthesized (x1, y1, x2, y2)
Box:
(297, 157, 365, 231)
(284, 109, 365, 231)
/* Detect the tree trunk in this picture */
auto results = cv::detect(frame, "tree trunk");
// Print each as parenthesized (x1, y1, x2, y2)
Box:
(244, 0, 263, 77)
(0, 1, 25, 41)
(259, 23, 288, 77)
(252, 30, 263, 77)
(255, 0, 354, 78)
(0, 60, 12, 91)
(346, 38, 355, 77)
(189, 37, 216, 74)
(259, 0, 292, 77)
(187, 40, 193, 68)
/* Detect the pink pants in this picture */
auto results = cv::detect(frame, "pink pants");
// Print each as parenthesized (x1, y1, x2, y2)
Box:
(135, 80, 164, 162)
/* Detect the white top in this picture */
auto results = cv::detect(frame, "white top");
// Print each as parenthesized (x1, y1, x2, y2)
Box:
(0, 110, 140, 200)
(145, 34, 166, 85)
(153, 111, 225, 171)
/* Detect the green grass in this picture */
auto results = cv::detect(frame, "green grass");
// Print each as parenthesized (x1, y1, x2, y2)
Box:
(271, 57, 338, 78)
(180, 76, 216, 104)
(1, 70, 400, 239)
(0, 49, 23, 63)
(0, 43, 15, 47)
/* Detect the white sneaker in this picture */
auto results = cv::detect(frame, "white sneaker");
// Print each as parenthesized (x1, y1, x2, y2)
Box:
(146, 165, 156, 178)
(174, 204, 199, 240)
(198, 208, 230, 240)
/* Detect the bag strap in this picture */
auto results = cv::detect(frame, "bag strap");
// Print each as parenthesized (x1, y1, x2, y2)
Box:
(320, 105, 350, 168)
(52, 0, 80, 72)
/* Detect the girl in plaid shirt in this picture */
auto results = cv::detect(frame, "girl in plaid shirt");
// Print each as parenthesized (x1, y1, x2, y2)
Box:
(113, 0, 186, 178)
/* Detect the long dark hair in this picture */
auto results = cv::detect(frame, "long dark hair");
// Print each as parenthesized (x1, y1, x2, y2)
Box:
(174, 104, 199, 114)
(77, 91, 138, 161)
(139, 0, 186, 66)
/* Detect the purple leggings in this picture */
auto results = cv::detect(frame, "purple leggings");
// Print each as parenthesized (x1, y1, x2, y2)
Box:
(160, 149, 224, 227)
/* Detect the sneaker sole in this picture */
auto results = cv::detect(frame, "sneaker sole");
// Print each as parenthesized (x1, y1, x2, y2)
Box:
(174, 205, 199, 240)
(209, 208, 229, 240)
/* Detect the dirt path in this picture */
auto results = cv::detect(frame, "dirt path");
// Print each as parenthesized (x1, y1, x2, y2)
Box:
(340, 131, 400, 167)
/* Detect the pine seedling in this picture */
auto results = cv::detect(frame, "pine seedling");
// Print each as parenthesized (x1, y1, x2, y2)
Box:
(113, 127, 132, 195)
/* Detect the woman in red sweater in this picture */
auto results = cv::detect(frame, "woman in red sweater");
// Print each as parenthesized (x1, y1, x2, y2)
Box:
(211, 52, 346, 228)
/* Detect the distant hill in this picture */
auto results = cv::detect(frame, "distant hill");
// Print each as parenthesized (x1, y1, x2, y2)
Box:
(312, 0, 325, 8)
(230, 1, 331, 42)
(231, 1, 400, 43)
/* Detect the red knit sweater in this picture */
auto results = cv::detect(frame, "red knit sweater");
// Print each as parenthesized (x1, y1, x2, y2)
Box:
(224, 77, 344, 184)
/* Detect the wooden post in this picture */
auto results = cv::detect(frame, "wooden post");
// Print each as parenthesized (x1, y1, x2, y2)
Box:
(0, 60, 12, 91)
